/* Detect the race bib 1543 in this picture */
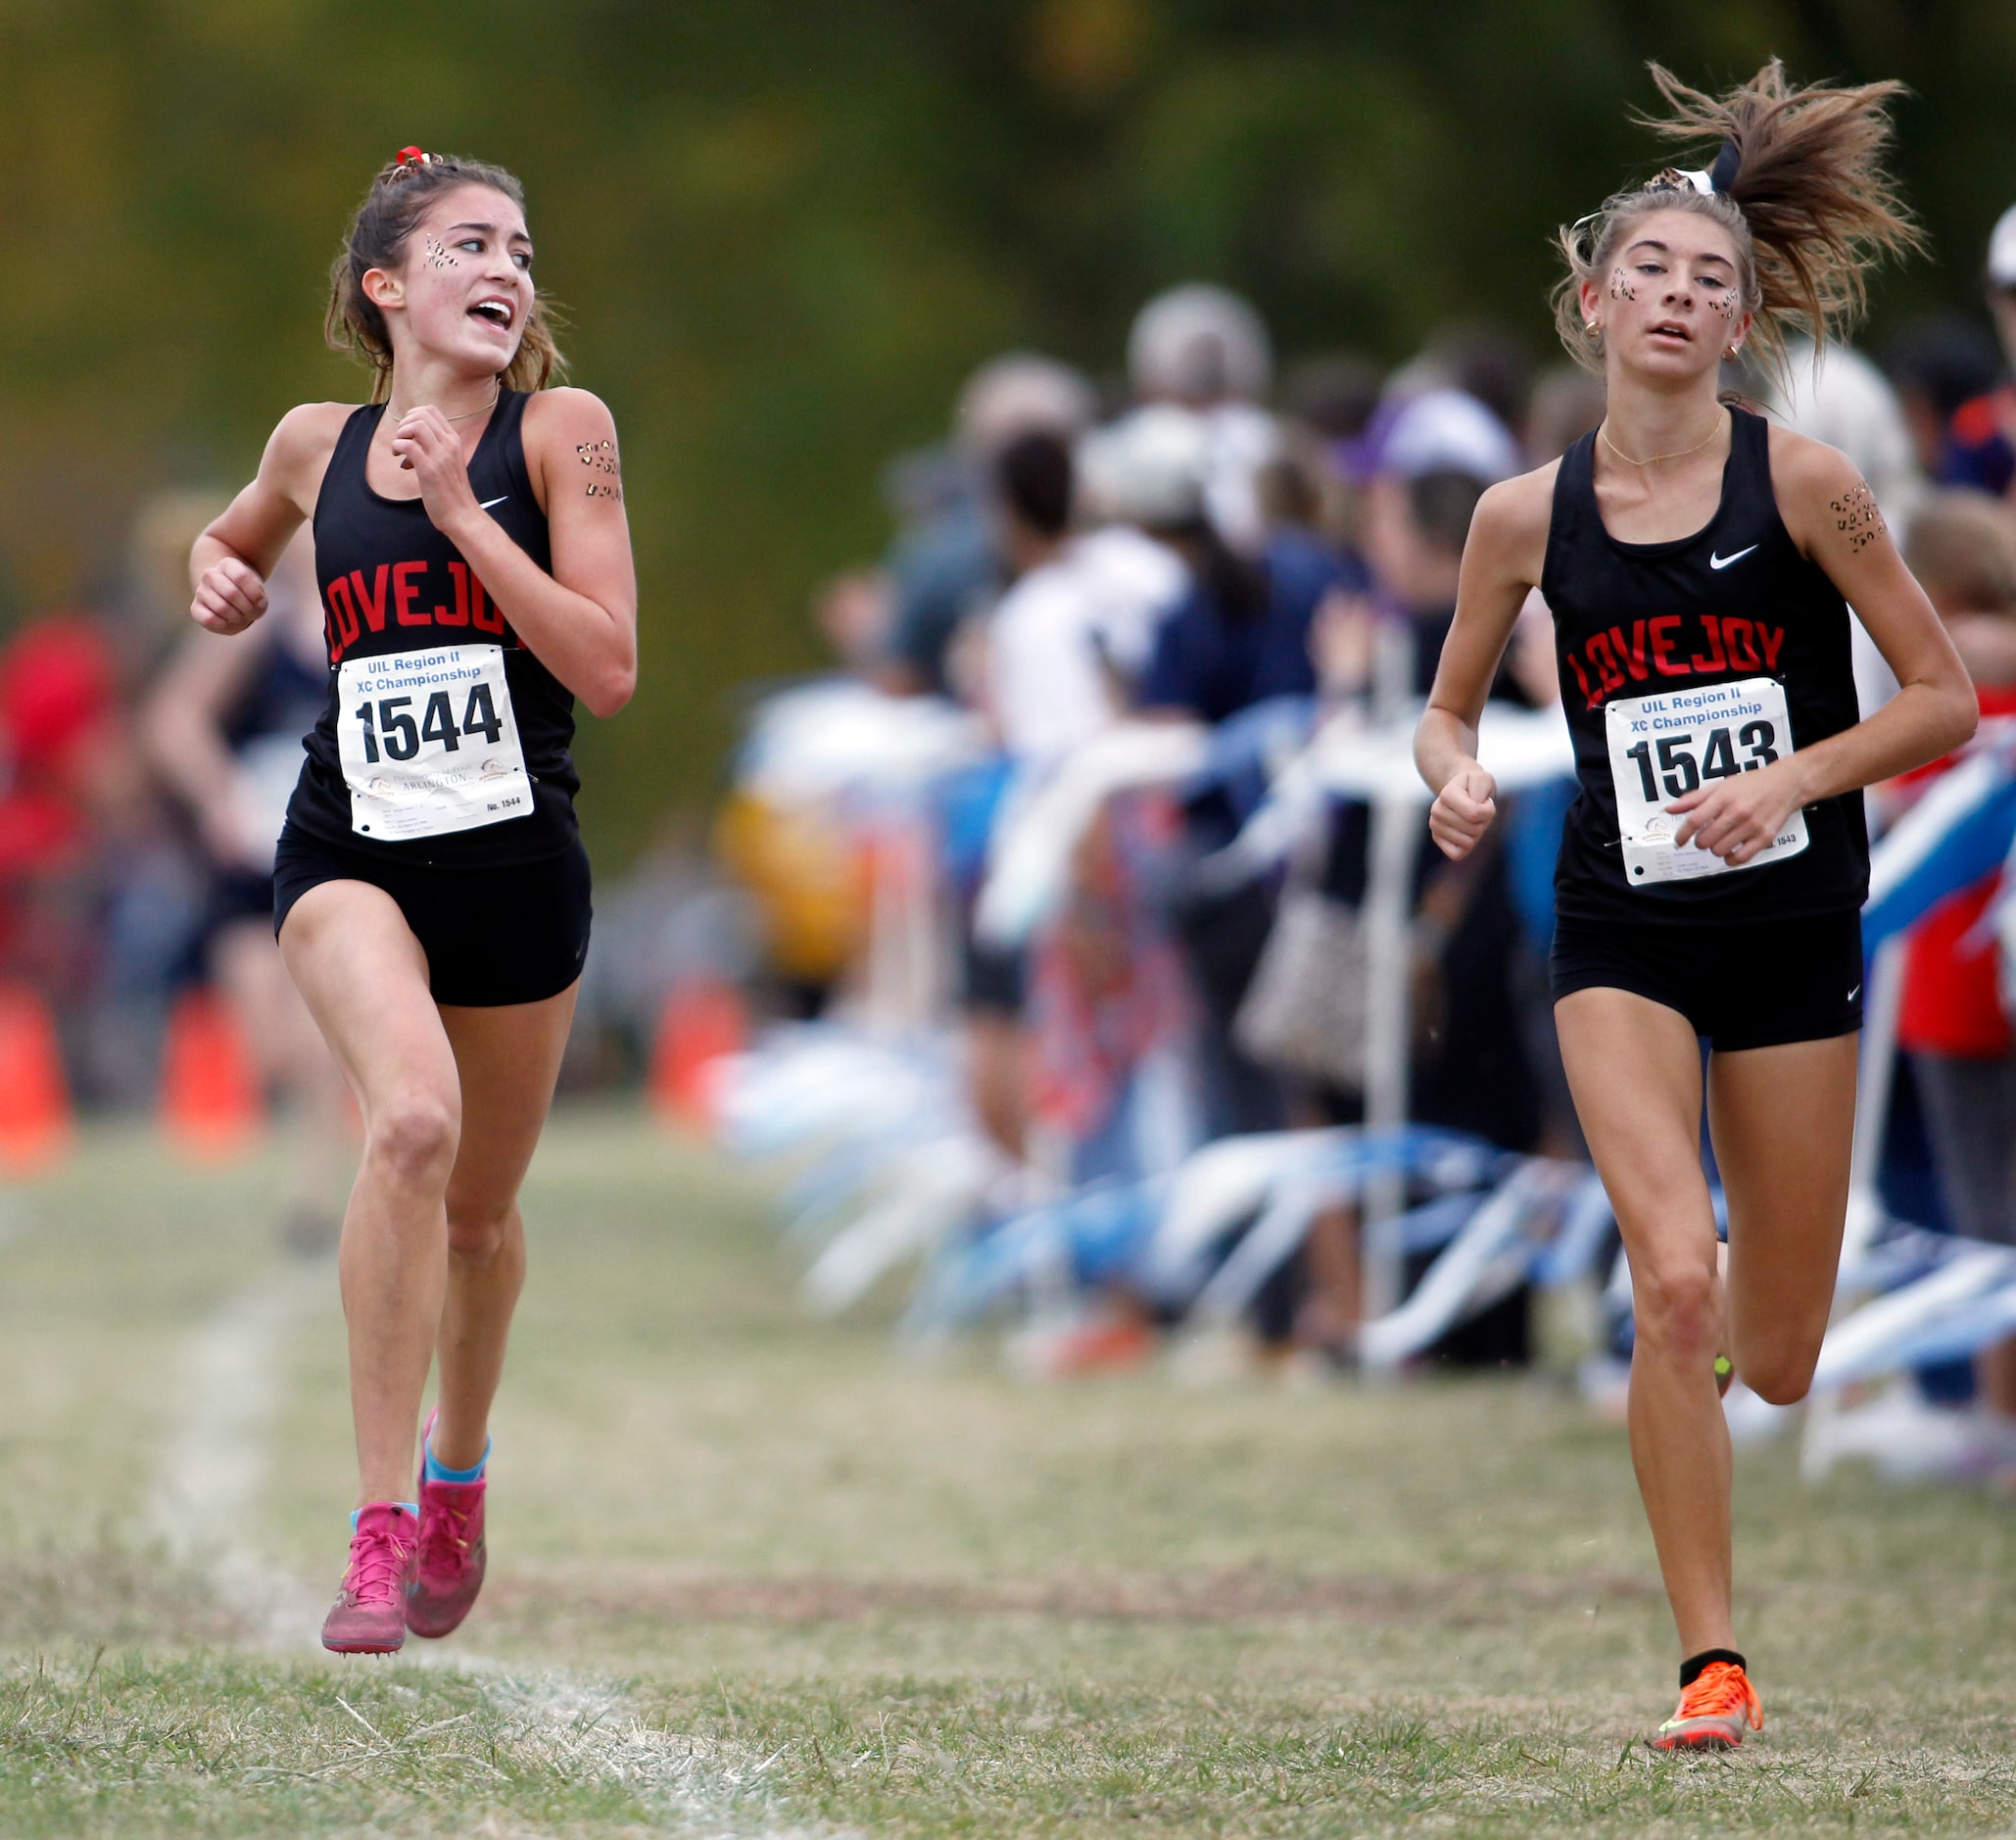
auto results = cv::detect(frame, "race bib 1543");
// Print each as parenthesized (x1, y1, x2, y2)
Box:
(1605, 676, 1807, 887)
(336, 646, 533, 842)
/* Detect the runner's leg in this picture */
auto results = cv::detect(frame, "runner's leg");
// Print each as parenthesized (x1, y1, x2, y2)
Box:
(280, 880, 461, 1507)
(214, 916, 355, 1237)
(1706, 1034, 1858, 1404)
(1556, 987, 1734, 1656)
(427, 983, 580, 1471)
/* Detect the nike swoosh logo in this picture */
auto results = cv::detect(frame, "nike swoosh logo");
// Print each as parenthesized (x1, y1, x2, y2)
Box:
(479, 495, 508, 510)
(1847, 985, 1861, 1001)
(1709, 545, 1758, 570)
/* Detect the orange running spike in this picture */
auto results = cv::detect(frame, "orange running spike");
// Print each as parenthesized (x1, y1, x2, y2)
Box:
(1653, 1660, 1764, 1751)
(648, 978, 747, 1132)
(160, 988, 264, 1161)
(0, 983, 72, 1176)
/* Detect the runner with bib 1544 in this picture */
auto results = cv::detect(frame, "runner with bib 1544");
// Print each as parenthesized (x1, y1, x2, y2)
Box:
(1415, 65, 1974, 1749)
(187, 147, 637, 1654)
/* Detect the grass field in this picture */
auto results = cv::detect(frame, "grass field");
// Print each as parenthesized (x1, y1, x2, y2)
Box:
(2, 1111, 2014, 1836)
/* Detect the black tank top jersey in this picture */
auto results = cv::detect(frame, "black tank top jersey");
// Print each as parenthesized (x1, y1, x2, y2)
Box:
(285, 388, 581, 867)
(1540, 406, 1868, 925)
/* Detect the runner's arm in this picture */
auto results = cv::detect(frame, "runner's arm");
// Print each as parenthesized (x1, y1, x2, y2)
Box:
(395, 388, 638, 718)
(191, 404, 346, 636)
(1670, 435, 1976, 860)
(1415, 468, 1554, 860)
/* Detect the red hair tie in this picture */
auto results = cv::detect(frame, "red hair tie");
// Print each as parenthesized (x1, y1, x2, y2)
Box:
(394, 145, 432, 172)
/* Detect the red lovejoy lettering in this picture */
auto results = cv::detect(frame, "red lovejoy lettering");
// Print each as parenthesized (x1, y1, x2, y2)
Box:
(394, 559, 433, 627)
(325, 577, 360, 658)
(441, 562, 471, 626)
(350, 565, 390, 635)
(1650, 614, 1687, 678)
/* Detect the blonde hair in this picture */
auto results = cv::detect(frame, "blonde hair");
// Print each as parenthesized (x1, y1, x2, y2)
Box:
(325, 151, 564, 402)
(1554, 62, 1922, 382)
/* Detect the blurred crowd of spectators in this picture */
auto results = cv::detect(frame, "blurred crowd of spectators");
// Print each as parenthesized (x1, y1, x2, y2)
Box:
(725, 217, 2016, 1395)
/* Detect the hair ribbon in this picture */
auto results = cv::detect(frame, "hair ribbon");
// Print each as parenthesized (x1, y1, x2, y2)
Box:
(1655, 140, 1741, 197)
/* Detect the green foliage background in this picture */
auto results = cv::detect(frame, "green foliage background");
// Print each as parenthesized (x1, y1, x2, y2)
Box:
(3, 0, 2015, 861)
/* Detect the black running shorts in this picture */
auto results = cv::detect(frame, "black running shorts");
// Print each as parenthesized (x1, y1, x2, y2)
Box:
(1550, 908, 1863, 1051)
(272, 824, 592, 1008)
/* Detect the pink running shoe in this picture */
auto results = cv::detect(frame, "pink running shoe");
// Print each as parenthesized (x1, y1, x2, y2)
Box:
(321, 1502, 417, 1655)
(407, 1414, 487, 1639)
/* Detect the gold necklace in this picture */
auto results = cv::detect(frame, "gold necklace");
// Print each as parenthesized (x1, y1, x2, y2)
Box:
(1598, 414, 1723, 468)
(387, 386, 501, 424)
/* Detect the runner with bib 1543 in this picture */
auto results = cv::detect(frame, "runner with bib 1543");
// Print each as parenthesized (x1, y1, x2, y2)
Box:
(1414, 64, 1974, 1750)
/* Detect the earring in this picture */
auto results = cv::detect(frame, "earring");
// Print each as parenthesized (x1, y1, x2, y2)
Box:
(1585, 321, 1603, 341)
(1724, 345, 1740, 361)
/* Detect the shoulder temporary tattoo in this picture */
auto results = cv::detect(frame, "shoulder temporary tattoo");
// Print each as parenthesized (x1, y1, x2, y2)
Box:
(1829, 482, 1885, 556)
(577, 438, 622, 502)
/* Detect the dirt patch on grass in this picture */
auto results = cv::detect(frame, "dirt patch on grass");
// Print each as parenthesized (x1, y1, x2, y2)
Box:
(485, 1564, 1660, 1632)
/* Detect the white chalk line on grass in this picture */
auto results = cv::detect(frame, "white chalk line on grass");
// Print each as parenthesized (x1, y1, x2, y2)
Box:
(143, 1253, 332, 1645)
(425, 1661, 850, 1839)
(145, 1259, 842, 1835)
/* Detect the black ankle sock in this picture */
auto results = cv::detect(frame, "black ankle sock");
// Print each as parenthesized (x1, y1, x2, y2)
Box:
(1679, 1648, 1747, 1690)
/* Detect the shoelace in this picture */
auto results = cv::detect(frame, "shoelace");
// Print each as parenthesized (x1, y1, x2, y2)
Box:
(345, 1525, 413, 1604)
(419, 1500, 474, 1573)
(1675, 1661, 1763, 1731)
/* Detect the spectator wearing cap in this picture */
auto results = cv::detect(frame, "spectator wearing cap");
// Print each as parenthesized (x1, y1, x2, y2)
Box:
(881, 353, 1096, 698)
(1091, 406, 1363, 1139)
(1126, 284, 1282, 555)
(1939, 207, 2016, 499)
(1363, 389, 1521, 698)
(1359, 389, 1544, 1157)
(1103, 406, 1365, 733)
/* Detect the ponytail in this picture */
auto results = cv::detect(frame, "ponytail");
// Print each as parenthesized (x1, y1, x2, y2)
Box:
(1555, 61, 1923, 380)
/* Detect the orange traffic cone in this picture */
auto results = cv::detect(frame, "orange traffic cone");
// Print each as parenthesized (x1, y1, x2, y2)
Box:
(648, 978, 747, 1132)
(160, 987, 264, 1161)
(0, 983, 72, 1176)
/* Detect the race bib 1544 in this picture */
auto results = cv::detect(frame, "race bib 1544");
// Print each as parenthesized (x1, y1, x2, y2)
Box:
(336, 646, 533, 842)
(1605, 676, 1807, 887)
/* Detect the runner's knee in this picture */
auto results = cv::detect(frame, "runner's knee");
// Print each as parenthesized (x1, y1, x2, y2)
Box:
(366, 1090, 461, 1189)
(445, 1199, 514, 1265)
(1630, 1254, 1720, 1362)
(1735, 1335, 1821, 1406)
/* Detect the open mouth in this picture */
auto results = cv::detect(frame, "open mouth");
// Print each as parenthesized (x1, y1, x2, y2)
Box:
(468, 297, 516, 332)
(1648, 320, 1691, 345)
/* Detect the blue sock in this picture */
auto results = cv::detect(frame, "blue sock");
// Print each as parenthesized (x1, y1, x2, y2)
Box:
(423, 1431, 491, 1485)
(351, 1503, 417, 1531)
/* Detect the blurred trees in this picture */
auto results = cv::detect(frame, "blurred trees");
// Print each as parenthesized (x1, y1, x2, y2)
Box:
(3, 0, 2015, 858)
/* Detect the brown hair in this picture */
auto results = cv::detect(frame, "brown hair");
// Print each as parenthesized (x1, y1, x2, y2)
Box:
(325, 151, 564, 401)
(1554, 62, 1922, 381)
(1903, 489, 2016, 615)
